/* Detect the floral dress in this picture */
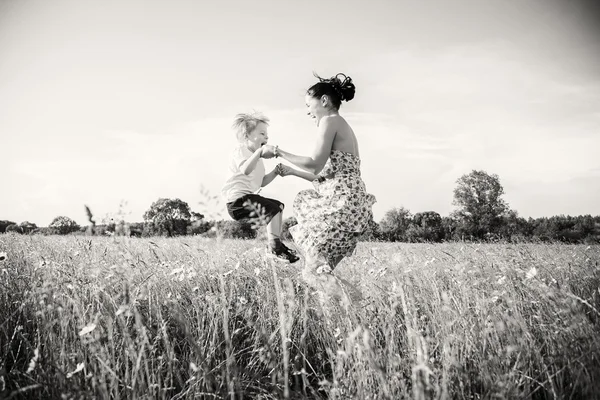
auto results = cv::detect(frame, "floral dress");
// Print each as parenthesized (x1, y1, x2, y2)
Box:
(289, 150, 376, 269)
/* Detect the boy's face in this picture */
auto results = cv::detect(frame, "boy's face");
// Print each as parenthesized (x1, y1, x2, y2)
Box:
(246, 122, 269, 151)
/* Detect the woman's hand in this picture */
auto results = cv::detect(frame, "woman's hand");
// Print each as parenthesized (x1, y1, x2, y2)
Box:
(276, 163, 295, 177)
(261, 145, 277, 159)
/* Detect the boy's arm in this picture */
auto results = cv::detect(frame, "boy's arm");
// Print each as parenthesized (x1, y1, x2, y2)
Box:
(239, 147, 264, 175)
(261, 168, 278, 187)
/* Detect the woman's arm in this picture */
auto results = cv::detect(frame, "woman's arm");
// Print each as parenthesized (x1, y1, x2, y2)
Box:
(277, 164, 318, 182)
(277, 116, 337, 174)
(293, 169, 319, 182)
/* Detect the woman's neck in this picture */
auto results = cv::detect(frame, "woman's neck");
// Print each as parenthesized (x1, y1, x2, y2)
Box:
(317, 110, 339, 127)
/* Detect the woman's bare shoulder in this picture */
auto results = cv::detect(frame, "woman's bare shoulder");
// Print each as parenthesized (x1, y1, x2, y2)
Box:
(320, 114, 342, 125)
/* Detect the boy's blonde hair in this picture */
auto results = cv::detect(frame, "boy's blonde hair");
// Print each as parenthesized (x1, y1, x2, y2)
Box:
(232, 112, 270, 142)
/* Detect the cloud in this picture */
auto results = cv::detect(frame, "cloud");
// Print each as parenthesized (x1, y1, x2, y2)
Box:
(9, 115, 235, 224)
(506, 169, 600, 218)
(6, 36, 600, 225)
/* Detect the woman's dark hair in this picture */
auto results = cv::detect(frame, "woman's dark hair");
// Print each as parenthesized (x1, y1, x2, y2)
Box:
(307, 73, 356, 110)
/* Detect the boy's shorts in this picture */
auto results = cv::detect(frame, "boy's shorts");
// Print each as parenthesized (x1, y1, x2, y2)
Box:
(227, 194, 284, 224)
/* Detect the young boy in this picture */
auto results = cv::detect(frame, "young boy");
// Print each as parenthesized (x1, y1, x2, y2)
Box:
(222, 112, 299, 263)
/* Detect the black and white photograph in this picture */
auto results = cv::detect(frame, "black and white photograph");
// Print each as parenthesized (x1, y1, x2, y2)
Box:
(1, 0, 600, 398)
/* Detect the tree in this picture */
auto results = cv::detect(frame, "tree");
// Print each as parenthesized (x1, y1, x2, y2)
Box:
(379, 207, 412, 242)
(452, 170, 509, 239)
(406, 211, 444, 242)
(191, 211, 205, 221)
(49, 216, 80, 235)
(441, 216, 459, 241)
(0, 220, 17, 233)
(143, 198, 194, 237)
(495, 210, 533, 241)
(19, 221, 37, 234)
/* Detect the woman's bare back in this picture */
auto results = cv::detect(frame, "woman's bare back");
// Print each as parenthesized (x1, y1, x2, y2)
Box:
(330, 116, 360, 158)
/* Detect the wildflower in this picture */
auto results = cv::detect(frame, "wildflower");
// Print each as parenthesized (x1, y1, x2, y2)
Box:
(190, 362, 199, 372)
(26, 348, 39, 374)
(115, 305, 130, 317)
(238, 297, 248, 305)
(66, 362, 85, 379)
(78, 323, 97, 336)
(525, 267, 537, 280)
(0, 252, 6, 261)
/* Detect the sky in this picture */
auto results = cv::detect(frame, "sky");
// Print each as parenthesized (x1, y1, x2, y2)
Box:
(1, 0, 599, 227)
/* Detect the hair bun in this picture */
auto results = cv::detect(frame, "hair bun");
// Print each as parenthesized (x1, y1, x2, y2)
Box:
(314, 72, 356, 102)
(332, 73, 355, 102)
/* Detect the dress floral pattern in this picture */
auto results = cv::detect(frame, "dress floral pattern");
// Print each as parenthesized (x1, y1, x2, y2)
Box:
(289, 150, 376, 269)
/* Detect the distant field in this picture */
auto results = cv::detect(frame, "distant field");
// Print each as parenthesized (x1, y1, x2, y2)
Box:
(1, 234, 599, 399)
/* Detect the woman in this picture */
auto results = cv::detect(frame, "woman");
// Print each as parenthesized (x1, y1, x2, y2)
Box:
(270, 73, 376, 291)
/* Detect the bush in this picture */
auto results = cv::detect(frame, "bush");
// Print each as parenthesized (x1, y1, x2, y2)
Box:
(187, 220, 213, 236)
(281, 217, 297, 241)
(5, 224, 23, 234)
(31, 227, 53, 235)
(215, 220, 256, 240)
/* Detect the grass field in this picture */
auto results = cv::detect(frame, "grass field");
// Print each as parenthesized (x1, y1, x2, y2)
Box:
(1, 234, 599, 399)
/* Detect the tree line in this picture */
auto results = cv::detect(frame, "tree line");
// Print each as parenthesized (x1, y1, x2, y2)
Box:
(2, 170, 599, 243)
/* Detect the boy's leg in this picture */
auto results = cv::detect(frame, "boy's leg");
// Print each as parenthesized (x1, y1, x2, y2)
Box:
(266, 209, 298, 263)
(266, 211, 283, 249)
(237, 194, 298, 263)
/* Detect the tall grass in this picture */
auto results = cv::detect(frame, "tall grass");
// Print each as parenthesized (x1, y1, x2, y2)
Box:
(0, 234, 599, 399)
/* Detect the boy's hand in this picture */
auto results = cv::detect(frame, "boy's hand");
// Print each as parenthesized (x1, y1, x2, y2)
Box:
(276, 163, 295, 177)
(261, 145, 276, 159)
